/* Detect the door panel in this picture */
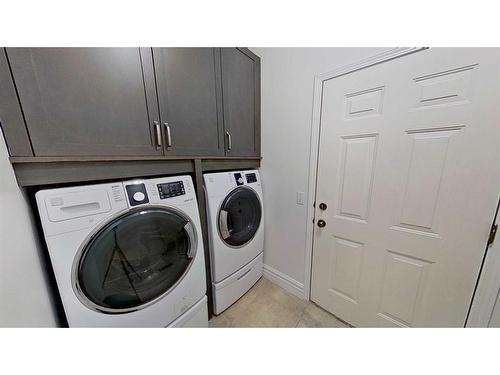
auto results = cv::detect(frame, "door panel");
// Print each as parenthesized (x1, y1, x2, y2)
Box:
(6, 48, 162, 157)
(311, 48, 500, 327)
(376, 251, 432, 327)
(327, 236, 364, 304)
(337, 135, 377, 222)
(153, 48, 222, 156)
(395, 127, 462, 235)
(221, 48, 260, 157)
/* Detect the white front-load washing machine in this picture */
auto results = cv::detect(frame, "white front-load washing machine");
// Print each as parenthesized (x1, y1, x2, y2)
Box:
(35, 175, 207, 327)
(204, 170, 264, 314)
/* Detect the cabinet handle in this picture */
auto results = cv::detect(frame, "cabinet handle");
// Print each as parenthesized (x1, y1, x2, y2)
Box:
(226, 131, 232, 151)
(165, 123, 172, 148)
(154, 121, 162, 149)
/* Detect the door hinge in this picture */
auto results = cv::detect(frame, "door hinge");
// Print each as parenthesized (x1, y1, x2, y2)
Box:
(488, 223, 498, 246)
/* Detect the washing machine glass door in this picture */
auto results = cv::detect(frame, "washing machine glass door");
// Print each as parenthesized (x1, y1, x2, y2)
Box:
(218, 186, 262, 248)
(74, 206, 197, 313)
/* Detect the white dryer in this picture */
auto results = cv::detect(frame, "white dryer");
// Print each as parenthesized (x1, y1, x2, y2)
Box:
(35, 175, 207, 327)
(204, 170, 264, 314)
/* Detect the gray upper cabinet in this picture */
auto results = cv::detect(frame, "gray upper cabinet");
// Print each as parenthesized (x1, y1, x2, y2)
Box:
(0, 49, 32, 156)
(220, 48, 261, 157)
(1, 47, 261, 162)
(6, 48, 162, 157)
(153, 48, 223, 156)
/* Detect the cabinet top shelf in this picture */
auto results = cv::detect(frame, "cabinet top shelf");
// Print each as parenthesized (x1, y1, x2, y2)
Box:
(12, 157, 261, 187)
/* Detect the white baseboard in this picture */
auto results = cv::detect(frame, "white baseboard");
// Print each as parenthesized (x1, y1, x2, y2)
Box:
(263, 264, 307, 300)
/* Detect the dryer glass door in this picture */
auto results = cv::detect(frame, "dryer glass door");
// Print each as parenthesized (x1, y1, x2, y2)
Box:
(75, 207, 197, 313)
(218, 186, 262, 247)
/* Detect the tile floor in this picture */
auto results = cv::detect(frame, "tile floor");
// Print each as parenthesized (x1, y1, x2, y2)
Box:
(209, 278, 351, 328)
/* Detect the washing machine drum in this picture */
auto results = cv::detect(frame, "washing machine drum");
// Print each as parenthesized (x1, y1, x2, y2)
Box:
(218, 186, 262, 248)
(74, 207, 197, 313)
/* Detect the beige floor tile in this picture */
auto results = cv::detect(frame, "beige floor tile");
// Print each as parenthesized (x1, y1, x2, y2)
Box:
(209, 277, 351, 328)
(211, 279, 305, 327)
(296, 303, 350, 328)
(209, 313, 235, 328)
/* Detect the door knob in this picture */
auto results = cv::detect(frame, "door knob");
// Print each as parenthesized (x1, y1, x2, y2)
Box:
(317, 219, 326, 228)
(319, 203, 327, 210)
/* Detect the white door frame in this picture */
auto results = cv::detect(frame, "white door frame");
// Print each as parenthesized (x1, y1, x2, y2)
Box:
(466, 199, 500, 327)
(303, 47, 428, 300)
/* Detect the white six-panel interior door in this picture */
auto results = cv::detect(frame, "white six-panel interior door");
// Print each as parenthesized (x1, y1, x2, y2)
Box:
(311, 48, 500, 327)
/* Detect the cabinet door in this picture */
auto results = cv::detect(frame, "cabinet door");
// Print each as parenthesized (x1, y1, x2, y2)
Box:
(153, 48, 223, 156)
(0, 49, 32, 156)
(6, 48, 162, 157)
(220, 48, 261, 157)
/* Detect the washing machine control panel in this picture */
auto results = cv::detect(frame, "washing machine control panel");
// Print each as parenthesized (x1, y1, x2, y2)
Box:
(125, 183, 149, 206)
(233, 171, 258, 186)
(157, 181, 185, 199)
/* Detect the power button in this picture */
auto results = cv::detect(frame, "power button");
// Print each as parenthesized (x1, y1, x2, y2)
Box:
(133, 192, 145, 202)
(125, 183, 149, 206)
(234, 172, 244, 186)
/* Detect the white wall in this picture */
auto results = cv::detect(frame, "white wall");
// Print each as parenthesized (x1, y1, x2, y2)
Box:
(250, 48, 391, 296)
(0, 135, 58, 327)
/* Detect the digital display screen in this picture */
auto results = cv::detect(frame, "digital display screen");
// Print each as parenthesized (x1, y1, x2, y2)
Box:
(157, 181, 185, 199)
(245, 173, 257, 183)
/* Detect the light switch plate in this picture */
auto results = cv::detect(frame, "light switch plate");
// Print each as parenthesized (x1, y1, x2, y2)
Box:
(296, 191, 305, 205)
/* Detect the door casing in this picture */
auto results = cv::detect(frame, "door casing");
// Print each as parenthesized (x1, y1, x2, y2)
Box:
(467, 199, 500, 327)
